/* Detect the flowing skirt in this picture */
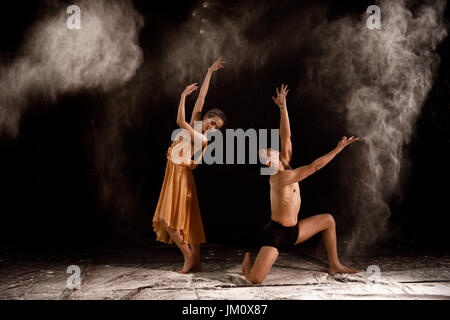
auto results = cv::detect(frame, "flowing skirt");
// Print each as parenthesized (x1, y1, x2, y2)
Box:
(152, 159, 206, 244)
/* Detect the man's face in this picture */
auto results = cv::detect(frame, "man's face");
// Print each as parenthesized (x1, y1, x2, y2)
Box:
(259, 148, 280, 173)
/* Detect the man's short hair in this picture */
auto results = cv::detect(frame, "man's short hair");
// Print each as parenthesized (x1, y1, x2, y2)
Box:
(259, 148, 279, 166)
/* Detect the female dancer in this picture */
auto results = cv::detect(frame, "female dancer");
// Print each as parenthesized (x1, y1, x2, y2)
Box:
(153, 57, 226, 274)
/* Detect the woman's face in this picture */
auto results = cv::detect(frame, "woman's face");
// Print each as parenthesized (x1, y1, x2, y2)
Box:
(202, 116, 224, 133)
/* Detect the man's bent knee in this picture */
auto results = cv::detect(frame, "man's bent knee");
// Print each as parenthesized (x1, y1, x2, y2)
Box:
(324, 214, 335, 227)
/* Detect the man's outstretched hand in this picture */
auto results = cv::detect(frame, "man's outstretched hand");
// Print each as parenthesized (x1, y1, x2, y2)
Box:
(272, 84, 289, 108)
(336, 136, 359, 152)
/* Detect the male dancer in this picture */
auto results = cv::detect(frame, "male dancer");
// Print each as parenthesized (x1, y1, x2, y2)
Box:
(242, 84, 359, 284)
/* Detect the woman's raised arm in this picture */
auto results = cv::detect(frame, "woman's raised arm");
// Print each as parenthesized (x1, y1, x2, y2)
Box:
(176, 83, 207, 146)
(177, 83, 198, 132)
(189, 57, 225, 126)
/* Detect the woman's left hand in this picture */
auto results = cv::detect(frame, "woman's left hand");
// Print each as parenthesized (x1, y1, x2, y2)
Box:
(209, 56, 225, 72)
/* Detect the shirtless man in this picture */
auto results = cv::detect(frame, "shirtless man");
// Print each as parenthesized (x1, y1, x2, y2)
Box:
(242, 84, 359, 284)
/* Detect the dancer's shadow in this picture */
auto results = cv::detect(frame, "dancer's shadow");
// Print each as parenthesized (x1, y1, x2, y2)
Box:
(190, 259, 250, 287)
(193, 270, 250, 287)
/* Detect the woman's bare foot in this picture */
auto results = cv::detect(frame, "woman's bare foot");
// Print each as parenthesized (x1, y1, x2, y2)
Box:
(328, 263, 358, 274)
(242, 252, 253, 275)
(176, 254, 196, 274)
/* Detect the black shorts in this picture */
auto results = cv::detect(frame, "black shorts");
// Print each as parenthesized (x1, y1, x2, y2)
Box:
(261, 220, 299, 251)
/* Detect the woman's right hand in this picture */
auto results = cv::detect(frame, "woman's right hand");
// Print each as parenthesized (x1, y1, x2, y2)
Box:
(182, 83, 198, 97)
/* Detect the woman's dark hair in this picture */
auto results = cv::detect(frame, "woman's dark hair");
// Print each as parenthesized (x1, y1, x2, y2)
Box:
(205, 108, 226, 124)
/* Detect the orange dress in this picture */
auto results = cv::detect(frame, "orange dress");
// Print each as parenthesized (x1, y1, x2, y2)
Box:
(152, 136, 207, 245)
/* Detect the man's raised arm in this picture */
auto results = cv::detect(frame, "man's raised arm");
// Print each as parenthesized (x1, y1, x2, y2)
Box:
(272, 84, 292, 166)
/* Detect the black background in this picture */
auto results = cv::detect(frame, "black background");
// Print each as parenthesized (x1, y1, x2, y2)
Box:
(0, 0, 448, 252)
